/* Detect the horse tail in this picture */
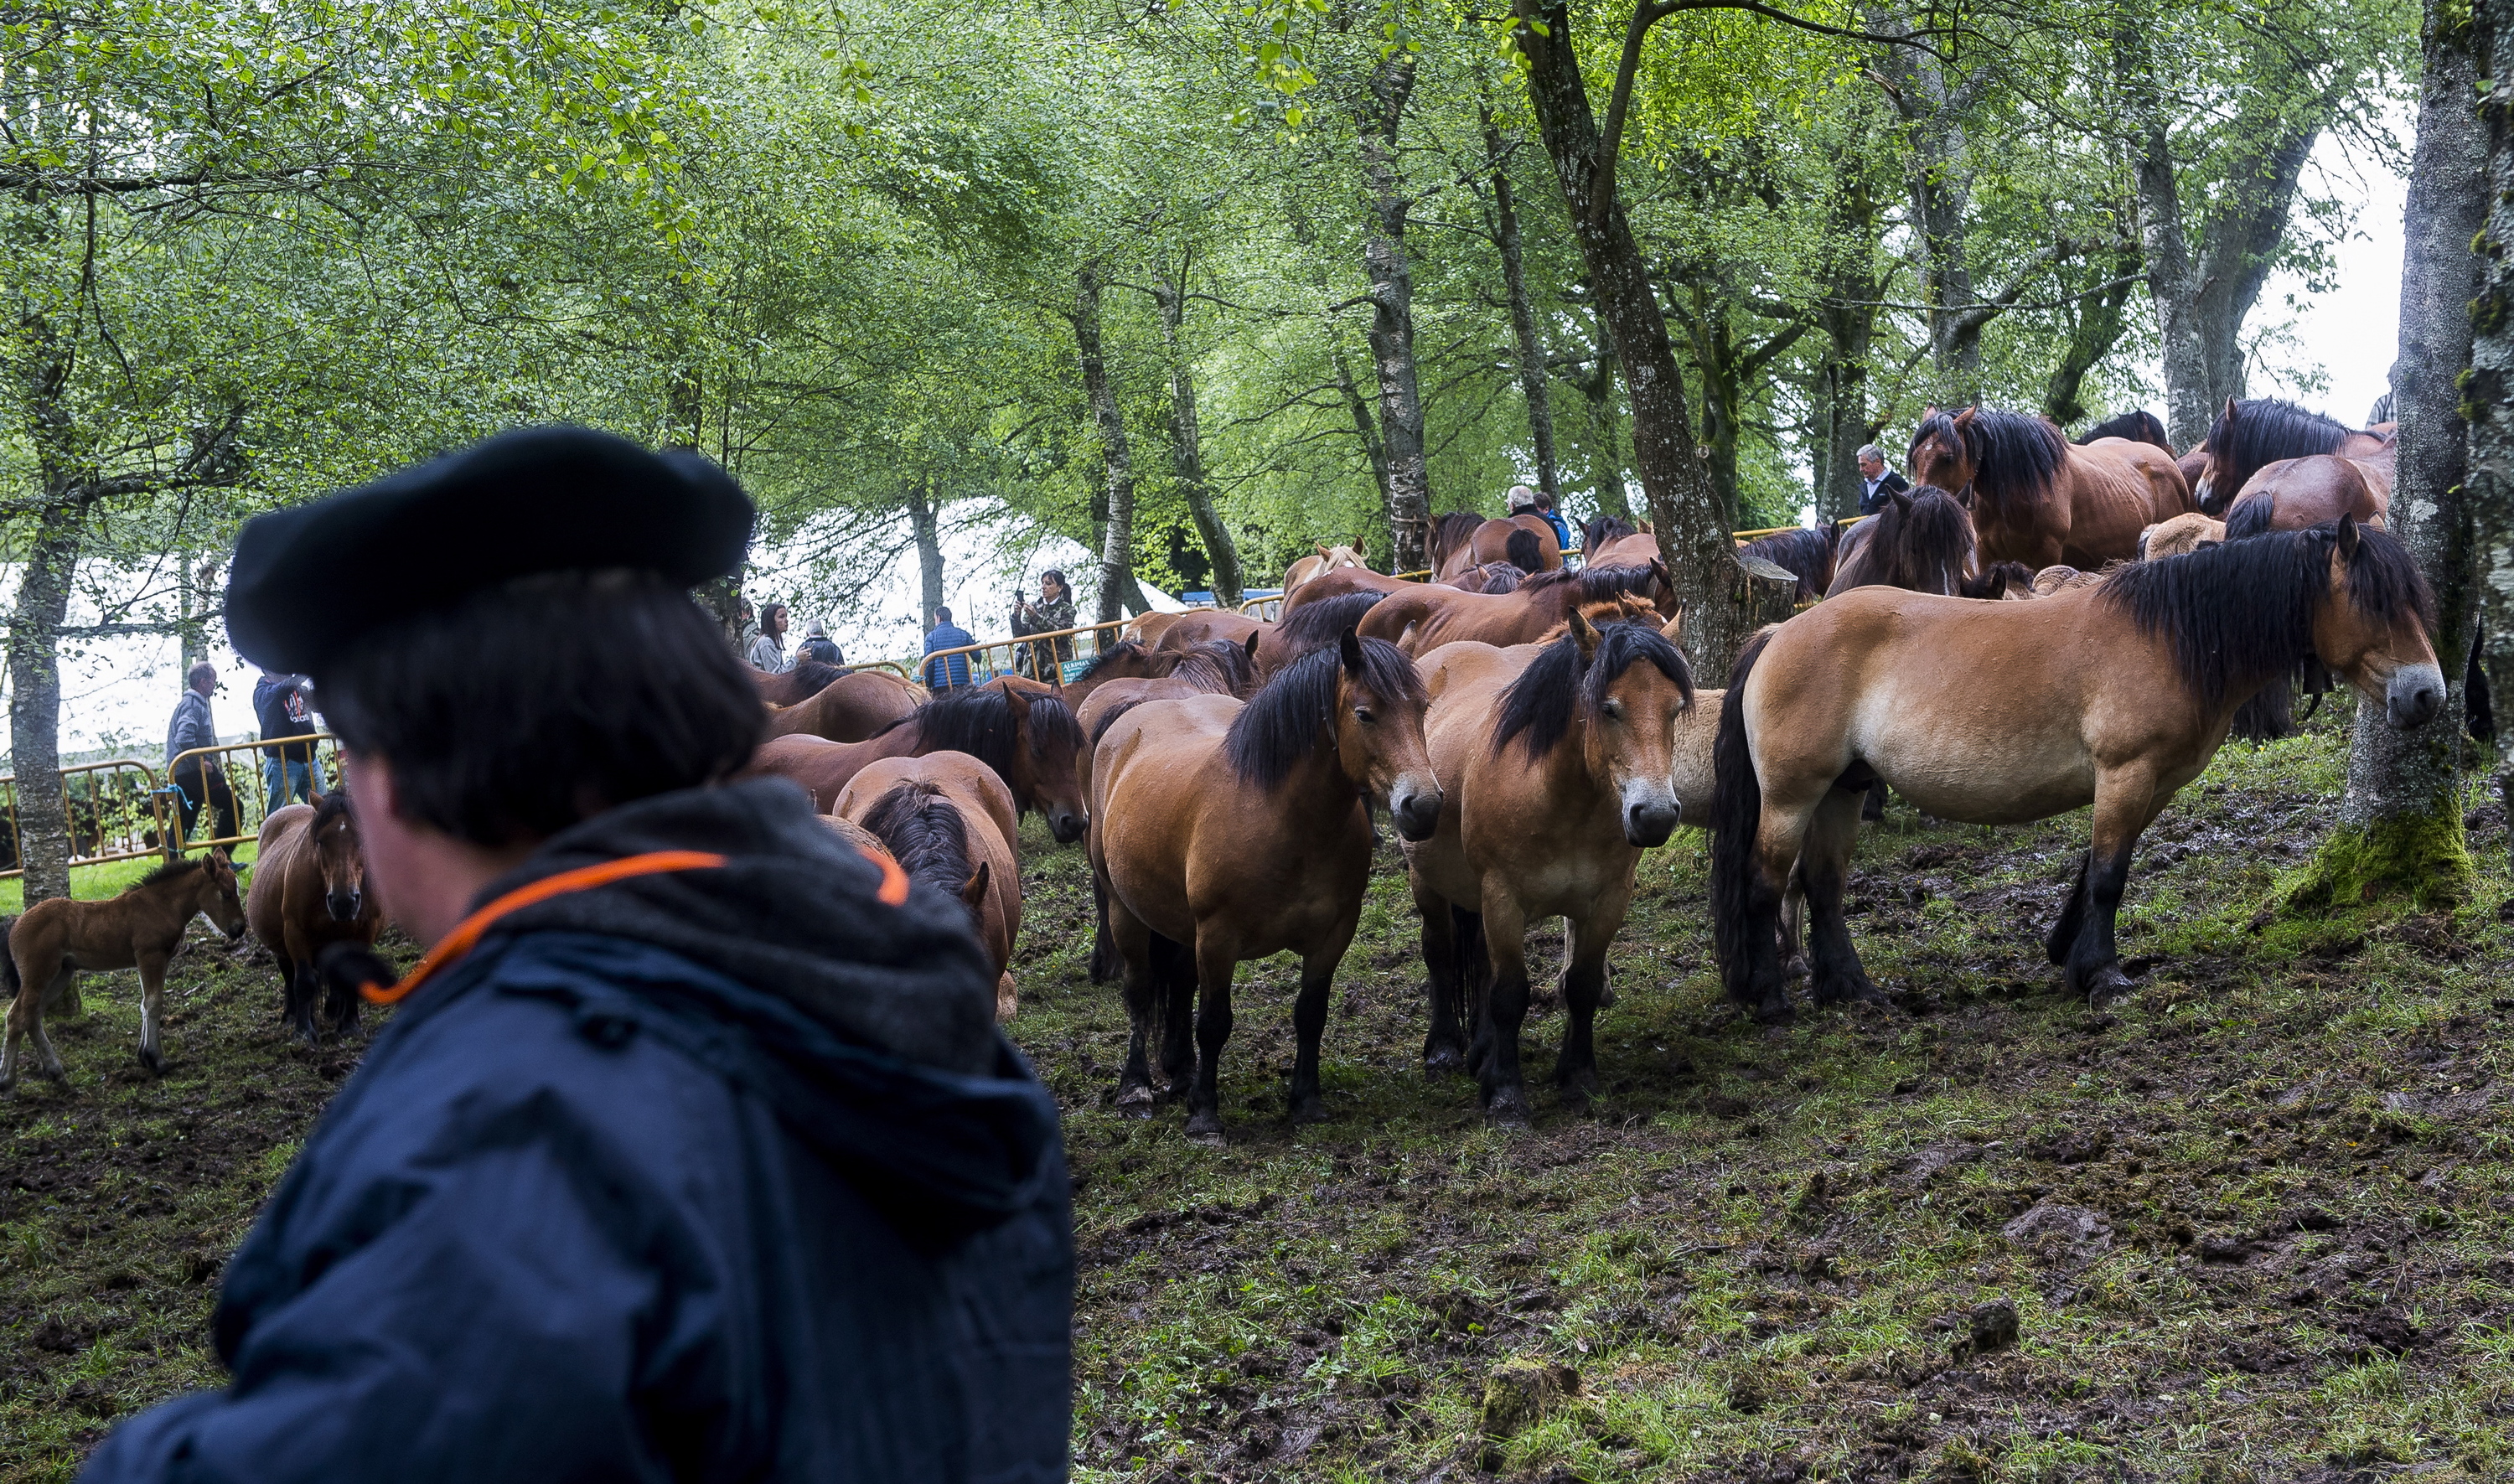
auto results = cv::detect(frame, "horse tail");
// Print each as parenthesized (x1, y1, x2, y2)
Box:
(1146, 929, 1195, 1088)
(1506, 527, 1544, 572)
(0, 916, 17, 1002)
(1710, 628, 1777, 1004)
(2224, 489, 2276, 542)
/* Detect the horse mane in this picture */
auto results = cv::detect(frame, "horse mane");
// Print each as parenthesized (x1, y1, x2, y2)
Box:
(1070, 639, 1150, 685)
(1274, 591, 1385, 661)
(1225, 636, 1423, 790)
(1518, 562, 1663, 604)
(1912, 408, 2067, 512)
(132, 855, 211, 891)
(1872, 485, 1976, 594)
(1170, 639, 1262, 697)
(1427, 510, 1486, 569)
(856, 781, 972, 906)
(2222, 489, 2278, 542)
(2207, 398, 2354, 490)
(879, 687, 1080, 781)
(1737, 526, 1837, 600)
(1582, 514, 1637, 556)
(1971, 560, 2037, 599)
(309, 787, 354, 832)
(786, 659, 844, 697)
(1492, 622, 1694, 762)
(2099, 521, 2435, 708)
(2076, 408, 2170, 449)
(1504, 526, 1543, 571)
(1462, 561, 1527, 594)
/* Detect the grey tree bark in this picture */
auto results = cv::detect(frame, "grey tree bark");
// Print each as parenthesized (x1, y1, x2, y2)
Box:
(1331, 340, 1394, 559)
(1811, 156, 1885, 520)
(1074, 261, 1141, 623)
(1151, 266, 1243, 606)
(8, 506, 78, 907)
(1572, 309, 1633, 521)
(1480, 100, 1560, 507)
(1870, 10, 1986, 398)
(2467, 0, 2514, 848)
(903, 480, 945, 629)
(2299, 0, 2482, 906)
(1358, 49, 1431, 573)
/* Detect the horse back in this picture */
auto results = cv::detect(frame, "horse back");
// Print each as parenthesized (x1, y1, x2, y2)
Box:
(248, 806, 314, 948)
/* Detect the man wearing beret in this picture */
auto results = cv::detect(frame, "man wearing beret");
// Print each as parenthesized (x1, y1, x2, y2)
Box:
(84, 427, 1073, 1481)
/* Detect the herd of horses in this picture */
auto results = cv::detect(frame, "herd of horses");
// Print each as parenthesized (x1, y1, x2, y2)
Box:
(0, 396, 2454, 1144)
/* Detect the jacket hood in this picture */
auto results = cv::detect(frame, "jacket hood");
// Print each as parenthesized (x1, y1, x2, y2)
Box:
(460, 778, 1058, 1237)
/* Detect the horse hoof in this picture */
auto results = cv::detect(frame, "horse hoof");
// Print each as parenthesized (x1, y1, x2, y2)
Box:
(1597, 981, 1619, 1009)
(1114, 1083, 1156, 1116)
(2076, 966, 2134, 1005)
(1814, 975, 1881, 1007)
(1483, 1087, 1533, 1128)
(1289, 1095, 1327, 1126)
(1422, 1044, 1466, 1077)
(1752, 996, 1794, 1026)
(136, 1049, 165, 1076)
(1185, 1109, 1227, 1145)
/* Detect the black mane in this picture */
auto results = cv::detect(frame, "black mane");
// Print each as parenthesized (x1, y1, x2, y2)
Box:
(1225, 636, 1424, 790)
(1493, 622, 1694, 762)
(1070, 639, 1151, 685)
(1274, 591, 1385, 661)
(1427, 510, 1486, 570)
(2100, 520, 2435, 708)
(2206, 397, 2355, 499)
(787, 659, 845, 697)
(2076, 408, 2170, 449)
(1832, 485, 1974, 597)
(1517, 561, 1665, 605)
(1171, 639, 1262, 697)
(1582, 514, 1637, 556)
(876, 686, 1082, 800)
(1911, 408, 2067, 513)
(1737, 525, 1839, 602)
(133, 855, 211, 891)
(1456, 561, 1527, 594)
(857, 781, 974, 907)
(1504, 526, 1544, 571)
(309, 785, 355, 833)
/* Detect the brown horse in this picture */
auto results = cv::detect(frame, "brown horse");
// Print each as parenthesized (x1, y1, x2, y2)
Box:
(1442, 561, 1529, 594)
(1092, 632, 1439, 1139)
(1579, 514, 1660, 568)
(1359, 563, 1676, 654)
(2075, 408, 2173, 451)
(1404, 615, 1694, 1123)
(1063, 639, 1177, 714)
(1254, 591, 1388, 675)
(0, 852, 248, 1087)
(1152, 609, 1267, 654)
(1712, 519, 2443, 1021)
(836, 752, 1023, 1021)
(2224, 447, 2393, 537)
(763, 668, 924, 742)
(249, 792, 385, 1044)
(2194, 397, 2394, 515)
(753, 685, 1089, 842)
(1825, 487, 1981, 597)
(751, 659, 848, 707)
(1282, 541, 1368, 597)
(1429, 510, 1561, 578)
(1906, 406, 2191, 568)
(1275, 564, 1420, 614)
(1737, 525, 1840, 601)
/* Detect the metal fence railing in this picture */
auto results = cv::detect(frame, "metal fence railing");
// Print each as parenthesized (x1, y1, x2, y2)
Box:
(163, 733, 341, 854)
(0, 759, 173, 879)
(893, 619, 1135, 690)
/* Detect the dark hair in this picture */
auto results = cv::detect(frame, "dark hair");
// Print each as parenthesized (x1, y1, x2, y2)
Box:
(1272, 591, 1385, 662)
(2076, 408, 2171, 449)
(315, 569, 764, 846)
(1494, 621, 1693, 761)
(1427, 510, 1487, 571)
(1582, 514, 1636, 556)
(1225, 635, 1423, 790)
(867, 687, 1082, 814)
(1505, 526, 1544, 571)
(2205, 397, 2355, 501)
(934, 606, 953, 625)
(761, 602, 788, 627)
(1908, 408, 2066, 514)
(857, 781, 974, 908)
(187, 661, 218, 690)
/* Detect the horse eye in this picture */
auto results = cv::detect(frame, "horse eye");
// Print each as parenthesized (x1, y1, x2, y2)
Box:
(1354, 706, 1375, 723)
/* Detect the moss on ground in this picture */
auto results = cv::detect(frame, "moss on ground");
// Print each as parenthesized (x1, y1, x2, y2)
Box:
(2286, 809, 2476, 913)
(7, 708, 2511, 1482)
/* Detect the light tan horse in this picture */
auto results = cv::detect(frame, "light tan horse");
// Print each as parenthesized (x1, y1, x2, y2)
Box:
(1906, 406, 2191, 568)
(2138, 512, 2226, 559)
(836, 752, 1024, 1021)
(1402, 613, 1694, 1123)
(1712, 519, 2443, 1021)
(1092, 631, 1439, 1140)
(1152, 609, 1268, 654)
(1, 852, 248, 1088)
(1281, 541, 1367, 597)
(249, 792, 385, 1044)
(763, 668, 925, 742)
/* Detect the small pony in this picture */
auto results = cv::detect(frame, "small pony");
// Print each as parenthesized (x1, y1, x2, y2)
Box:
(250, 790, 385, 1043)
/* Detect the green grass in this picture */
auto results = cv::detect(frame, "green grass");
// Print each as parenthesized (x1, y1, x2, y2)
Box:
(0, 845, 261, 918)
(6, 709, 2510, 1481)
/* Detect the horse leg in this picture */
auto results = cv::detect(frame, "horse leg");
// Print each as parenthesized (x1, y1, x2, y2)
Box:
(1156, 936, 1195, 1096)
(1553, 893, 1628, 1107)
(1411, 870, 1468, 1075)
(327, 952, 365, 1042)
(1109, 902, 1160, 1114)
(2043, 851, 2092, 968)
(1778, 862, 1810, 985)
(282, 951, 319, 1046)
(1087, 874, 1122, 985)
(1288, 928, 1355, 1125)
(1475, 893, 1535, 1126)
(1799, 789, 1881, 1006)
(0, 955, 42, 1091)
(2058, 770, 2161, 1002)
(1185, 938, 1238, 1143)
(137, 951, 172, 1073)
(1456, 907, 1494, 1077)
(1860, 777, 1887, 822)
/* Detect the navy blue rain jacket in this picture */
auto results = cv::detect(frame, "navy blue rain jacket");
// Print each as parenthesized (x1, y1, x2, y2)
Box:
(83, 778, 1073, 1482)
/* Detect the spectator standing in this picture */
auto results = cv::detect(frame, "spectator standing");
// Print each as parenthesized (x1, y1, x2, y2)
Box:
(1530, 489, 1574, 553)
(922, 606, 975, 690)
(253, 668, 323, 807)
(796, 619, 844, 668)
(747, 602, 791, 674)
(1011, 570, 1076, 680)
(1855, 445, 1911, 516)
(164, 662, 235, 842)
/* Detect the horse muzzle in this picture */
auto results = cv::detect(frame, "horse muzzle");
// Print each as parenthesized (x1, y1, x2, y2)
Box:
(1622, 787, 1680, 848)
(327, 890, 363, 923)
(2387, 663, 2445, 730)
(1389, 781, 1442, 843)
(1048, 807, 1088, 845)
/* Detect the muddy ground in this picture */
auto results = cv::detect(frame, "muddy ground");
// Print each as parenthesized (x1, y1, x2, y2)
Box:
(5, 711, 2511, 1481)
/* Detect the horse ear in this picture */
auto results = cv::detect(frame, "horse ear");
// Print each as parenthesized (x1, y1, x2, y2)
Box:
(1316, 543, 1331, 558)
(1244, 631, 1262, 661)
(2223, 396, 2240, 423)
(2196, 539, 2221, 551)
(1659, 602, 1687, 644)
(1649, 557, 1672, 591)
(1953, 407, 1977, 429)
(1338, 625, 1366, 675)
(1567, 608, 1601, 659)
(2336, 513, 2361, 560)
(1001, 683, 1032, 721)
(961, 859, 990, 909)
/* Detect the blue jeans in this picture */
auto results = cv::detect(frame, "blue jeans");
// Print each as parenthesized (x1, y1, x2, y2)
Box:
(264, 757, 317, 809)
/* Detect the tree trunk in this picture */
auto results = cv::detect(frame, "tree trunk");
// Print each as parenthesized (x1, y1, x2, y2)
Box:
(2465, 0, 2514, 848)
(2296, 0, 2481, 907)
(1873, 17, 1983, 399)
(8, 506, 78, 905)
(2041, 236, 2144, 427)
(1358, 49, 1431, 573)
(1482, 101, 1560, 506)
(903, 480, 945, 628)
(1075, 262, 1141, 623)
(1332, 340, 1395, 563)
(1812, 163, 1884, 520)
(1152, 270, 1242, 606)
(1679, 287, 1745, 530)
(1575, 310, 1634, 521)
(1513, 0, 1787, 677)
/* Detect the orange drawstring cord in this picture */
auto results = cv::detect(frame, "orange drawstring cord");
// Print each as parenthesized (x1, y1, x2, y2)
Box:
(360, 851, 728, 1004)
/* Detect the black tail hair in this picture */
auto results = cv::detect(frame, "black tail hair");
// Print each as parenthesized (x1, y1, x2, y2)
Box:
(1710, 630, 1777, 1007)
(1435, 905, 1490, 1053)
(0, 917, 16, 1002)
(1506, 526, 1544, 572)
(2223, 489, 2277, 541)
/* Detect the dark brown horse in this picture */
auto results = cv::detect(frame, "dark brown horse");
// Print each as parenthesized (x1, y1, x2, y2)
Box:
(1579, 514, 1659, 568)
(751, 659, 848, 707)
(1092, 633, 1438, 1139)
(2223, 445, 2393, 537)
(2192, 397, 2394, 515)
(249, 791, 385, 1044)
(1735, 525, 1840, 602)
(753, 685, 1089, 842)
(1430, 510, 1561, 578)
(1825, 486, 1981, 597)
(1359, 563, 1677, 654)
(1713, 519, 2442, 1021)
(763, 668, 924, 742)
(2075, 408, 2172, 450)
(1, 852, 248, 1087)
(837, 753, 1023, 1021)
(1907, 406, 2191, 568)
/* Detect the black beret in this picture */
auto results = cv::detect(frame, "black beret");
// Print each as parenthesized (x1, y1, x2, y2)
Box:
(225, 426, 753, 675)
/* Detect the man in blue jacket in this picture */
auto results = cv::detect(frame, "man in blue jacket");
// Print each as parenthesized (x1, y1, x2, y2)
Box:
(85, 427, 1073, 1481)
(923, 604, 976, 690)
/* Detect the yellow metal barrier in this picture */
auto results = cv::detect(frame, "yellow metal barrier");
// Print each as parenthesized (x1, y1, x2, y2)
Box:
(0, 759, 173, 879)
(164, 733, 342, 854)
(896, 619, 1134, 689)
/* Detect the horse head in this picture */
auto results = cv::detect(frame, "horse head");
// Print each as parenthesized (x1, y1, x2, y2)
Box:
(309, 790, 369, 923)
(1906, 408, 1979, 500)
(2313, 516, 2443, 729)
(1332, 628, 1440, 841)
(1570, 613, 1694, 847)
(1006, 685, 1089, 844)
(201, 849, 248, 940)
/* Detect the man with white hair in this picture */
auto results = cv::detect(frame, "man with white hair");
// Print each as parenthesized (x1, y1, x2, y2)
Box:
(1855, 444, 1909, 515)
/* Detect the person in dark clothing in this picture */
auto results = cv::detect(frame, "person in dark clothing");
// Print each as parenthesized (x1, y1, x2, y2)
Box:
(798, 618, 844, 667)
(1855, 444, 1911, 516)
(1010, 570, 1076, 680)
(253, 668, 323, 806)
(87, 426, 1072, 1482)
(164, 661, 235, 843)
(923, 604, 976, 690)
(1506, 483, 1575, 554)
